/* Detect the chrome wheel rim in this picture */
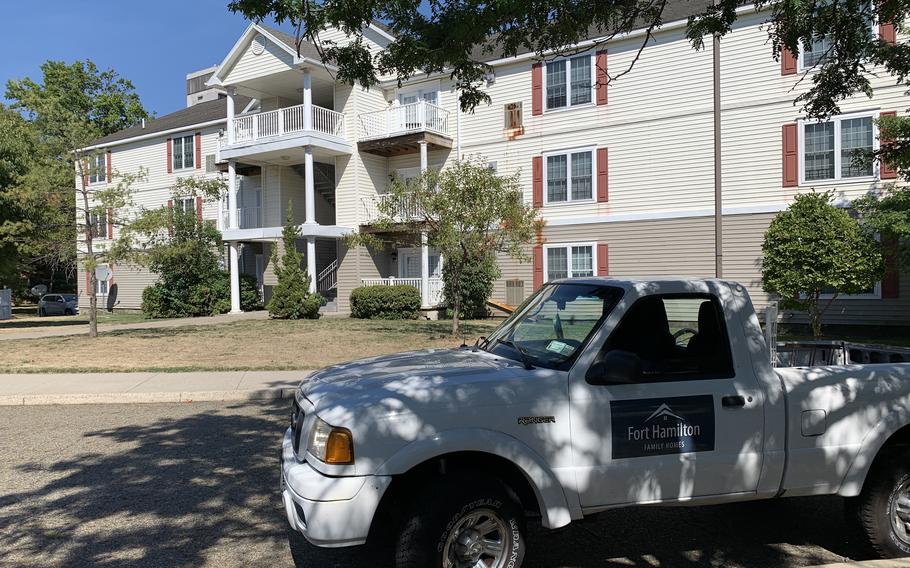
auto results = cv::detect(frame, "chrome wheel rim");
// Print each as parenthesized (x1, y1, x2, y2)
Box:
(891, 477, 910, 546)
(442, 508, 509, 568)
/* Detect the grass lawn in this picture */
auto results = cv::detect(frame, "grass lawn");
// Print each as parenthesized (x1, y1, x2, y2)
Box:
(0, 318, 502, 373)
(1, 306, 155, 334)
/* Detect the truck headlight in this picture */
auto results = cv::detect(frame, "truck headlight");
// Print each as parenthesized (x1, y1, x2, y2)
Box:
(307, 417, 354, 465)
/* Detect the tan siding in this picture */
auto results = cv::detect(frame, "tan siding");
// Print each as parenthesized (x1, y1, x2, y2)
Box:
(78, 262, 157, 311)
(224, 37, 295, 85)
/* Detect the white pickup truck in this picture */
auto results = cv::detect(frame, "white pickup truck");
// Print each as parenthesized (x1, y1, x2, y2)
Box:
(280, 278, 910, 568)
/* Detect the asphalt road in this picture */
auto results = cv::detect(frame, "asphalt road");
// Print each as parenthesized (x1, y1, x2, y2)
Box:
(0, 401, 873, 568)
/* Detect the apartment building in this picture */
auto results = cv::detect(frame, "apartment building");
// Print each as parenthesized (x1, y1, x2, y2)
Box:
(78, 4, 908, 326)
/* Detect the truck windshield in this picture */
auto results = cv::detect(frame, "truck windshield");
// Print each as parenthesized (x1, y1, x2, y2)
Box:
(483, 283, 623, 370)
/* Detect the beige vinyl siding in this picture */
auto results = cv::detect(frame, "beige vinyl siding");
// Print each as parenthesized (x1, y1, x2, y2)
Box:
(223, 36, 295, 85)
(335, 244, 392, 313)
(78, 262, 157, 311)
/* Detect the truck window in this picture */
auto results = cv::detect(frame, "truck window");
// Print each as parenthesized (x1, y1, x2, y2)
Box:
(599, 294, 734, 381)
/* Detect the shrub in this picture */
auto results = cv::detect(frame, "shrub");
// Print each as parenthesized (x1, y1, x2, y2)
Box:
(350, 285, 421, 319)
(443, 252, 499, 320)
(266, 204, 322, 319)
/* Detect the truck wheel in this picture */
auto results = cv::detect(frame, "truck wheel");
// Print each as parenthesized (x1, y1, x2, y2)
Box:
(855, 451, 910, 558)
(395, 474, 526, 568)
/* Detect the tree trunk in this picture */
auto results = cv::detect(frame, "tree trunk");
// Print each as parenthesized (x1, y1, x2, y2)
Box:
(450, 267, 461, 336)
(80, 180, 98, 339)
(808, 297, 823, 339)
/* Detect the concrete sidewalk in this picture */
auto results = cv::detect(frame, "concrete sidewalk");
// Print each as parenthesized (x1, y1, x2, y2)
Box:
(0, 370, 309, 405)
(0, 310, 269, 341)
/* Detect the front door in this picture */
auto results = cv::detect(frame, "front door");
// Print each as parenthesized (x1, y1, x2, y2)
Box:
(570, 289, 765, 508)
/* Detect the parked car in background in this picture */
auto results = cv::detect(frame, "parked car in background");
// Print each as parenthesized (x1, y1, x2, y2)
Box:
(38, 294, 78, 317)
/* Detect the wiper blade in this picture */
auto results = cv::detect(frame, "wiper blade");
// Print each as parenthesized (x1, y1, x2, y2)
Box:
(495, 338, 534, 370)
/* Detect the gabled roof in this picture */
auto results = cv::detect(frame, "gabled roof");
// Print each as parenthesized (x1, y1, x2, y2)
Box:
(88, 95, 251, 147)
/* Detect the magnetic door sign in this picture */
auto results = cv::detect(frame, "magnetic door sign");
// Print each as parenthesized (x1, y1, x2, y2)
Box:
(610, 395, 715, 459)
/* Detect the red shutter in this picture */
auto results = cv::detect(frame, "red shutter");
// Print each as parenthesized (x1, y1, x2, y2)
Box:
(532, 245, 544, 289)
(882, 236, 900, 298)
(597, 244, 609, 276)
(595, 50, 608, 106)
(880, 111, 898, 179)
(166, 138, 173, 174)
(532, 155, 543, 207)
(196, 196, 203, 222)
(782, 123, 799, 187)
(531, 62, 543, 116)
(781, 48, 797, 76)
(106, 208, 113, 239)
(880, 21, 896, 44)
(106, 150, 112, 181)
(195, 132, 202, 169)
(596, 148, 609, 202)
(167, 199, 174, 236)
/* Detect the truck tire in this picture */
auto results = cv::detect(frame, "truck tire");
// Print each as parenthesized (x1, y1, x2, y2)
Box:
(395, 474, 526, 568)
(854, 451, 910, 558)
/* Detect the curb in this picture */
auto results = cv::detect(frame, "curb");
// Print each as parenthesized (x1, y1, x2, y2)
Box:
(0, 387, 298, 406)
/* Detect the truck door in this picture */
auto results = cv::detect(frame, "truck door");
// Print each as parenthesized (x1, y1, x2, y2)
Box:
(569, 289, 765, 508)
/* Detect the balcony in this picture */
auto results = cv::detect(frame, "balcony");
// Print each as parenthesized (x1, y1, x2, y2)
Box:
(360, 193, 424, 227)
(221, 206, 262, 230)
(220, 103, 351, 162)
(362, 277, 444, 307)
(357, 101, 453, 157)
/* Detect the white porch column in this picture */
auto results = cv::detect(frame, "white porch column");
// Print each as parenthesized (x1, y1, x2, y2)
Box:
(420, 231, 430, 308)
(229, 241, 241, 313)
(227, 160, 238, 230)
(226, 89, 235, 144)
(304, 146, 315, 225)
(303, 68, 312, 131)
(419, 140, 428, 173)
(306, 236, 317, 294)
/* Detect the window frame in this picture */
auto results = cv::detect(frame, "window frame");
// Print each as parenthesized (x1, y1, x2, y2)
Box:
(543, 54, 597, 113)
(172, 132, 195, 171)
(87, 153, 107, 185)
(797, 19, 878, 72)
(798, 111, 880, 185)
(542, 147, 597, 205)
(90, 211, 108, 240)
(543, 241, 597, 282)
(93, 265, 110, 297)
(176, 197, 196, 215)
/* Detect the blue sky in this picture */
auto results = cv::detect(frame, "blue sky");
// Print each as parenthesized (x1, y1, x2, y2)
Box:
(0, 0, 291, 117)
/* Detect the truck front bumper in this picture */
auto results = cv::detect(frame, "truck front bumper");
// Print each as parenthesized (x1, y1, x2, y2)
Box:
(280, 427, 392, 548)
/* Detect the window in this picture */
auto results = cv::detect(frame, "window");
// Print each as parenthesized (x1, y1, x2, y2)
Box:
(545, 243, 595, 281)
(176, 197, 195, 214)
(504, 102, 523, 130)
(546, 55, 594, 110)
(88, 153, 106, 184)
(545, 149, 595, 203)
(172, 134, 195, 170)
(90, 211, 107, 239)
(599, 294, 735, 382)
(798, 8, 876, 71)
(801, 114, 877, 182)
(94, 276, 108, 296)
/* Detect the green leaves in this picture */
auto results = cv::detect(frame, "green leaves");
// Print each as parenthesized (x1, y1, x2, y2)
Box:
(762, 191, 884, 336)
(266, 203, 322, 319)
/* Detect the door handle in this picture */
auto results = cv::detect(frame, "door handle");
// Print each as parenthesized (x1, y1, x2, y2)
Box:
(722, 395, 747, 408)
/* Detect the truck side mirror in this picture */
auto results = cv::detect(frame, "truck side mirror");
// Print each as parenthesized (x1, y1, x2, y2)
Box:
(586, 350, 642, 386)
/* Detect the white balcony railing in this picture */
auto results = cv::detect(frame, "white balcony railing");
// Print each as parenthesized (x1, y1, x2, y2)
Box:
(317, 260, 338, 293)
(360, 193, 424, 224)
(230, 104, 345, 144)
(361, 277, 444, 307)
(221, 206, 262, 230)
(358, 100, 450, 141)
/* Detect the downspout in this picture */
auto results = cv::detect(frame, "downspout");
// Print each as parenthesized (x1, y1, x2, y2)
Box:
(713, 33, 723, 278)
(455, 86, 462, 160)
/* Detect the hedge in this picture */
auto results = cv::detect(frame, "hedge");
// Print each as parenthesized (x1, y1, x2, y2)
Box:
(350, 284, 421, 319)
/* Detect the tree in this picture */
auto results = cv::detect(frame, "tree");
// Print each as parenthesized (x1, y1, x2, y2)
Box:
(267, 204, 322, 319)
(4, 60, 149, 335)
(228, 0, 909, 119)
(855, 186, 910, 265)
(762, 192, 883, 338)
(350, 158, 542, 335)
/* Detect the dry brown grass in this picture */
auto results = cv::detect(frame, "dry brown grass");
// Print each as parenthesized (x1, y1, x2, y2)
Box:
(0, 318, 501, 373)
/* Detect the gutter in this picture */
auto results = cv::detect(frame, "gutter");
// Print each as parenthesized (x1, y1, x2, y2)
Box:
(80, 118, 226, 152)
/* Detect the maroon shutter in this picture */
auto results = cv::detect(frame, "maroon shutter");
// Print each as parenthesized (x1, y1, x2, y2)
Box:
(781, 48, 797, 75)
(597, 244, 609, 276)
(106, 208, 113, 239)
(167, 199, 174, 236)
(531, 62, 543, 116)
(782, 123, 799, 187)
(595, 51, 608, 106)
(106, 150, 112, 181)
(196, 196, 203, 222)
(532, 155, 543, 207)
(882, 236, 901, 298)
(880, 111, 898, 179)
(532, 246, 544, 289)
(880, 21, 896, 44)
(166, 138, 173, 174)
(195, 132, 202, 169)
(596, 147, 609, 202)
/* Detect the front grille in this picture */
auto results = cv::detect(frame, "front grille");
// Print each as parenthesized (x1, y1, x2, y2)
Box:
(290, 399, 305, 456)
